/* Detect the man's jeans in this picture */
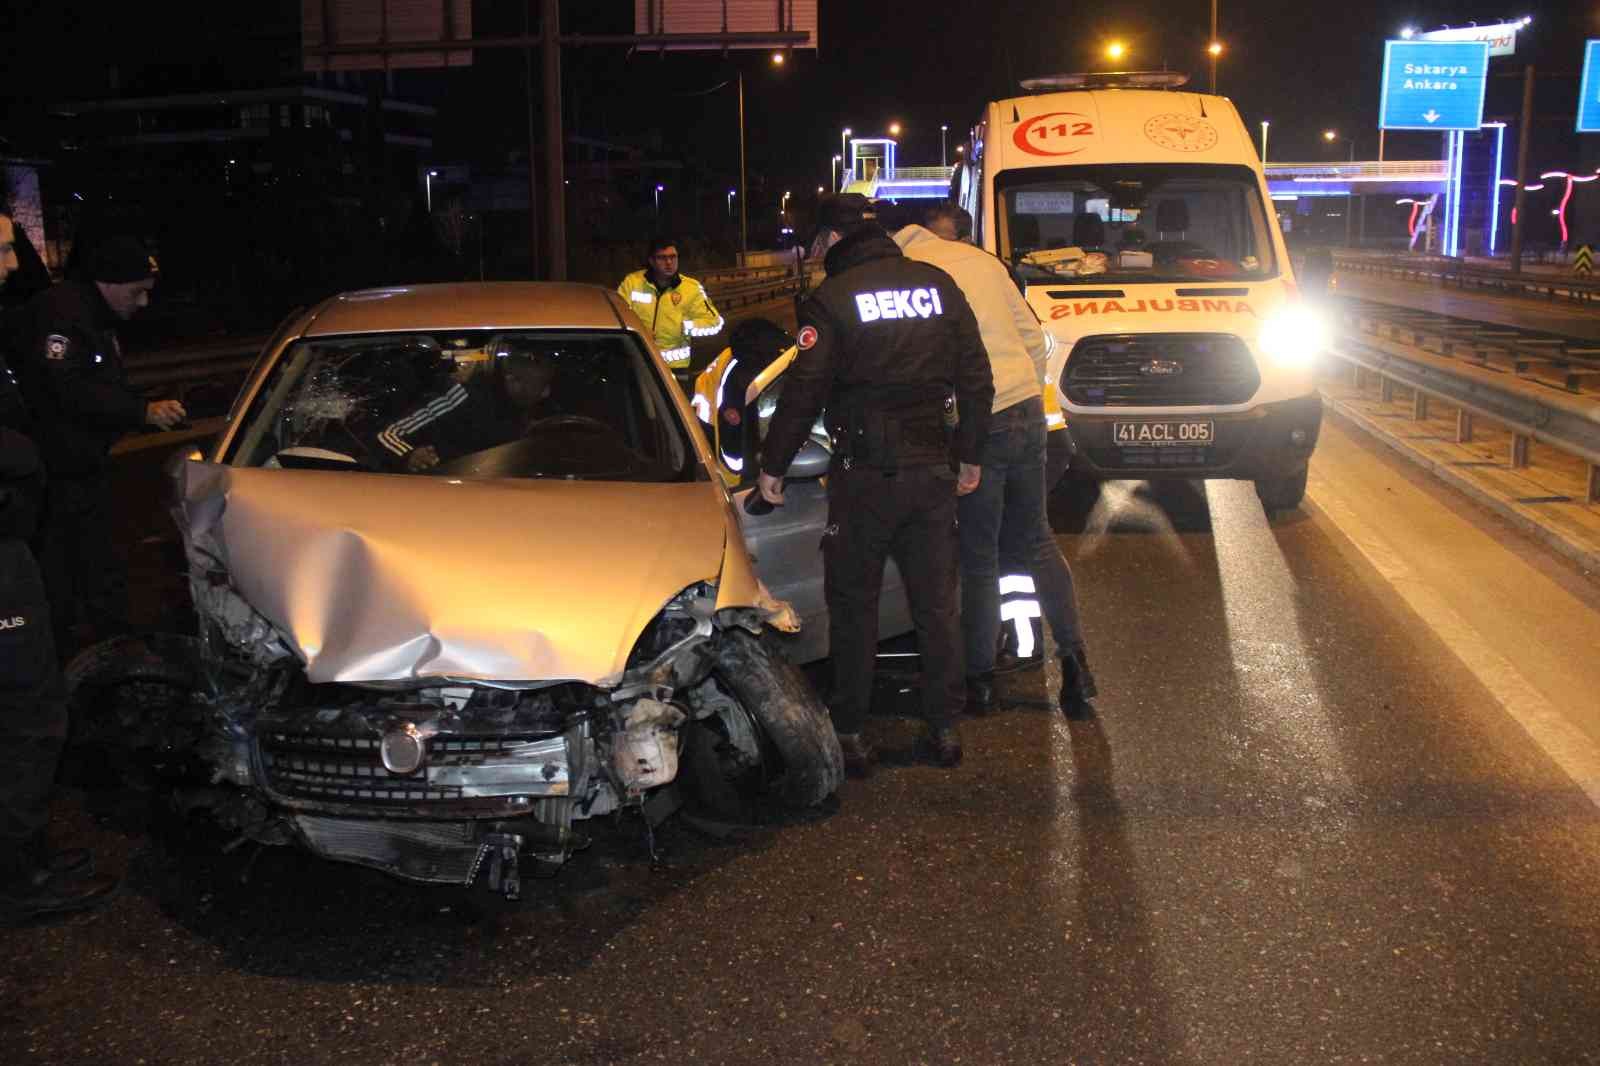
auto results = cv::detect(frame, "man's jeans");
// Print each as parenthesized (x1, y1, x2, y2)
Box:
(958, 396, 1085, 675)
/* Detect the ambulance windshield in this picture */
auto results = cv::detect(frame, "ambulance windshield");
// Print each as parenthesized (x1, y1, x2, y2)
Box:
(998, 163, 1277, 284)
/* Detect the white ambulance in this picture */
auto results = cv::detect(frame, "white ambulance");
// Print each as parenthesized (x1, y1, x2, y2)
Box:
(954, 71, 1326, 512)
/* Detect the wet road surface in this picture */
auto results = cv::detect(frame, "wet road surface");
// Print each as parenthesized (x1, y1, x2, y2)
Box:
(6, 415, 1600, 1064)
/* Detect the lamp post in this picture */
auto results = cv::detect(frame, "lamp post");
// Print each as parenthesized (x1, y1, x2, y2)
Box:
(840, 127, 852, 189)
(1259, 120, 1269, 164)
(941, 124, 948, 166)
(781, 190, 791, 219)
(654, 183, 664, 219)
(426, 169, 438, 212)
(889, 122, 901, 138)
(1105, 41, 1126, 63)
(832, 154, 841, 192)
(727, 188, 735, 220)
(1209, 0, 1219, 93)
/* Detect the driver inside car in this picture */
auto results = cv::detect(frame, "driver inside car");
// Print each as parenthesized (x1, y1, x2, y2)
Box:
(376, 340, 559, 473)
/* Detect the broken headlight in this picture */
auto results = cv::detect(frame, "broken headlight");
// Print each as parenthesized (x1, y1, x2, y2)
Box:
(626, 581, 718, 670)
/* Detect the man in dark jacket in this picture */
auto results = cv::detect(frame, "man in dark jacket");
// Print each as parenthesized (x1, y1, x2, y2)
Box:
(757, 194, 994, 773)
(0, 211, 117, 921)
(15, 236, 184, 654)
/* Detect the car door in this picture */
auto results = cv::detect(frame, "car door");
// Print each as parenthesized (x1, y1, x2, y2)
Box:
(724, 349, 914, 663)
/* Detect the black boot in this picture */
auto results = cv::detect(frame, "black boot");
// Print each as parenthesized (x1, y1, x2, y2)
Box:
(1059, 648, 1099, 721)
(965, 672, 997, 717)
(0, 851, 117, 924)
(837, 733, 877, 779)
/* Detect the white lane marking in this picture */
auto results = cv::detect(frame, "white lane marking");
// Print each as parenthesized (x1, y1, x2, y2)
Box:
(1309, 470, 1600, 810)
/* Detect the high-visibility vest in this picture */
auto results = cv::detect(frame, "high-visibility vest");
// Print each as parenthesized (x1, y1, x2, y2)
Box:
(616, 270, 724, 368)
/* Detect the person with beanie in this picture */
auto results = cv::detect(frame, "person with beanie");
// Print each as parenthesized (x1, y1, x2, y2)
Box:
(13, 234, 184, 657)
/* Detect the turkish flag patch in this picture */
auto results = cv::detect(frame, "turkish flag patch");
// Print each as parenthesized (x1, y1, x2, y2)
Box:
(797, 325, 818, 350)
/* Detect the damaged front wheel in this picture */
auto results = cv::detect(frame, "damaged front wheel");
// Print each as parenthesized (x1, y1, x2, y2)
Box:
(680, 630, 844, 821)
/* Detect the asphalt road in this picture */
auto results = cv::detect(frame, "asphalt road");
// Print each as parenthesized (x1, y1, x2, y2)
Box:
(6, 404, 1600, 1064)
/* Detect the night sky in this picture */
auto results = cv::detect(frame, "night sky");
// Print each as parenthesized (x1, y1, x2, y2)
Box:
(3, 2, 1596, 206)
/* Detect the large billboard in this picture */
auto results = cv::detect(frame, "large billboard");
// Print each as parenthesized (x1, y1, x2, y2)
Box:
(1415, 21, 1524, 58)
(634, 0, 818, 50)
(303, 0, 472, 72)
(1379, 40, 1489, 131)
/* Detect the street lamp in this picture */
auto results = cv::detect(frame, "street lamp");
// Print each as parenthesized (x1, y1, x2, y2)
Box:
(841, 127, 852, 189)
(1259, 120, 1269, 164)
(941, 124, 949, 166)
(654, 183, 665, 218)
(781, 190, 791, 218)
(426, 169, 438, 212)
(832, 153, 842, 191)
(727, 188, 735, 219)
(771, 51, 785, 66)
(888, 122, 902, 138)
(1323, 129, 1337, 143)
(1106, 40, 1126, 62)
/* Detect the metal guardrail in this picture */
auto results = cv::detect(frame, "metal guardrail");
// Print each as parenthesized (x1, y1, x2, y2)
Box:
(1329, 299, 1600, 503)
(1340, 296, 1600, 395)
(119, 265, 823, 414)
(1334, 252, 1600, 305)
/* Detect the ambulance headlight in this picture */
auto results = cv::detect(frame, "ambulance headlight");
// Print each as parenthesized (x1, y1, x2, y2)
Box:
(1257, 304, 1330, 368)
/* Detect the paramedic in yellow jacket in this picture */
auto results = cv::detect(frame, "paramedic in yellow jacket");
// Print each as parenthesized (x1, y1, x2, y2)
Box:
(616, 237, 724, 369)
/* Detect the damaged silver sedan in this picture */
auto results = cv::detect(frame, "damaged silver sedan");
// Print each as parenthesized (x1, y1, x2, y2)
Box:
(71, 283, 843, 898)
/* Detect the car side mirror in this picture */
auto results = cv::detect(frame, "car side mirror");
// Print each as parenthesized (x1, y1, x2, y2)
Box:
(786, 437, 831, 480)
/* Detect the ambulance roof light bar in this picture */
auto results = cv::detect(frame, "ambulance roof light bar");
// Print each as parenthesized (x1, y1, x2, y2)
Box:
(1019, 71, 1191, 92)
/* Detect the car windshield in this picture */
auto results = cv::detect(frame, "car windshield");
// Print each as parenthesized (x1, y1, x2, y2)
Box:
(229, 329, 700, 482)
(997, 163, 1277, 285)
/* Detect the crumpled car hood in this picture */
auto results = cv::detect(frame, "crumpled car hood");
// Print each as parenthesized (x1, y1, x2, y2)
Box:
(178, 464, 727, 685)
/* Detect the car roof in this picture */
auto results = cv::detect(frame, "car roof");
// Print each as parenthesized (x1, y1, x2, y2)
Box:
(301, 282, 628, 338)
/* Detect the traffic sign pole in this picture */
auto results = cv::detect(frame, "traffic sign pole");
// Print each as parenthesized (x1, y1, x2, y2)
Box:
(1510, 65, 1534, 276)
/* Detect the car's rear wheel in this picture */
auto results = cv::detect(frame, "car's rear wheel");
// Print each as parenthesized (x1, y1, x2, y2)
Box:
(681, 629, 843, 821)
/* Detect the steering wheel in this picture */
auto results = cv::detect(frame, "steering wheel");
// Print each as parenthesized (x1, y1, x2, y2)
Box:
(526, 414, 612, 434)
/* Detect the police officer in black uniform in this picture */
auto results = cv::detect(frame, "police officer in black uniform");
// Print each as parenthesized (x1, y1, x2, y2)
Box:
(14, 236, 184, 656)
(0, 210, 117, 921)
(757, 195, 994, 773)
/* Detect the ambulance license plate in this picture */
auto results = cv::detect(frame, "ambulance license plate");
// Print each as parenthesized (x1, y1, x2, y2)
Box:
(1112, 420, 1214, 446)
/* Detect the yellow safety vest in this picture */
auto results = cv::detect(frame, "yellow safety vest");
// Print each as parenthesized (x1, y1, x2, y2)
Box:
(616, 270, 724, 368)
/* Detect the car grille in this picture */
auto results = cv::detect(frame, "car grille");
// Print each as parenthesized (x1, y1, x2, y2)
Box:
(1064, 333, 1258, 407)
(258, 729, 562, 806)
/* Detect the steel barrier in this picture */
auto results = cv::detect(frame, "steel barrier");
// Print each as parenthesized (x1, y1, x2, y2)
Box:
(1328, 306, 1600, 503)
(119, 264, 822, 414)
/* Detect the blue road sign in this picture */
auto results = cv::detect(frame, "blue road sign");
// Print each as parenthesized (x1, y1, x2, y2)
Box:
(1579, 41, 1600, 133)
(1379, 40, 1489, 131)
